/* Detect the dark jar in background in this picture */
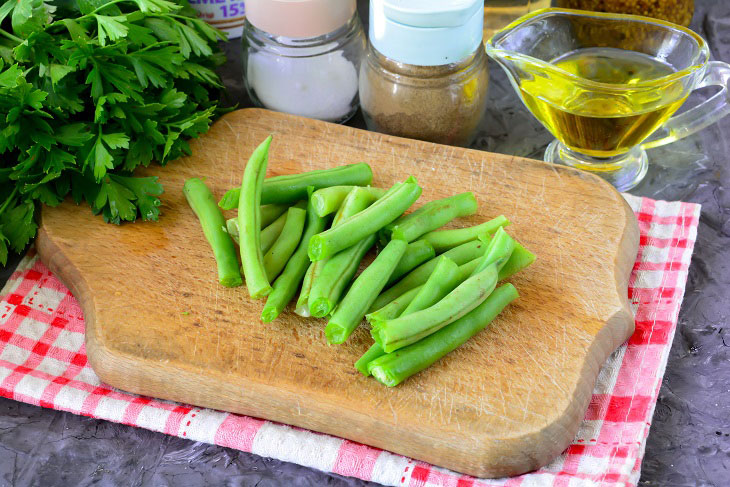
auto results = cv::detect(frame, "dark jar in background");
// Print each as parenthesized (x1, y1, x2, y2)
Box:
(359, 0, 489, 147)
(554, 0, 694, 26)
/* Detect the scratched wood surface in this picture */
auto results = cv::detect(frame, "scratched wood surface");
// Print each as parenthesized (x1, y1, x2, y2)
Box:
(37, 108, 639, 478)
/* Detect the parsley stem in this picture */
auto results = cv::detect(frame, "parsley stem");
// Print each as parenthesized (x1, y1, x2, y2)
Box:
(0, 29, 22, 44)
(0, 188, 18, 216)
(134, 41, 176, 53)
(87, 0, 130, 15)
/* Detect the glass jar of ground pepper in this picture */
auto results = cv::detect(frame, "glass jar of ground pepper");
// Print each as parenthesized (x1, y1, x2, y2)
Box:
(555, 0, 694, 26)
(359, 0, 489, 147)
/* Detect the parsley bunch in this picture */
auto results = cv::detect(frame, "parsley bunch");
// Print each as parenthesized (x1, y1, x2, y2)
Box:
(0, 0, 226, 265)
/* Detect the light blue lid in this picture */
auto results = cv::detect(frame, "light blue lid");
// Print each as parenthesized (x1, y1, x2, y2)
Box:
(370, 0, 484, 66)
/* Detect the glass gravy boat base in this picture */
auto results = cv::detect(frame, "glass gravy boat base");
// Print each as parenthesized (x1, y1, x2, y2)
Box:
(544, 141, 649, 192)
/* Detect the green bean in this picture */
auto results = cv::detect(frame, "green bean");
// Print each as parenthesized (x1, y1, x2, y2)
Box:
(308, 234, 377, 318)
(263, 163, 374, 204)
(472, 228, 536, 281)
(294, 264, 315, 317)
(357, 256, 463, 375)
(308, 177, 422, 261)
(369, 239, 487, 312)
(366, 286, 421, 323)
(228, 209, 286, 251)
(325, 239, 408, 344)
(356, 256, 457, 376)
(218, 187, 241, 211)
(311, 186, 386, 217)
(263, 207, 307, 281)
(260, 203, 292, 227)
(387, 240, 435, 286)
(226, 205, 297, 252)
(499, 241, 536, 280)
(183, 178, 242, 288)
(369, 237, 533, 318)
(219, 186, 291, 225)
(296, 187, 379, 317)
(370, 231, 515, 352)
(384, 192, 478, 243)
(368, 284, 519, 387)
(259, 212, 288, 253)
(261, 200, 328, 323)
(472, 227, 515, 276)
(239, 135, 273, 299)
(421, 215, 510, 254)
(368, 254, 486, 320)
(401, 256, 460, 316)
(220, 163, 374, 207)
(260, 201, 307, 254)
(226, 218, 240, 245)
(355, 343, 385, 376)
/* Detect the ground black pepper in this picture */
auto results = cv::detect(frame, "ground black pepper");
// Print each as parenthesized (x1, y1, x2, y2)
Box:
(359, 46, 489, 147)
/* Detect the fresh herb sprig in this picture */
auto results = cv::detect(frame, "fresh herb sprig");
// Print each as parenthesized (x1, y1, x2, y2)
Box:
(0, 0, 226, 265)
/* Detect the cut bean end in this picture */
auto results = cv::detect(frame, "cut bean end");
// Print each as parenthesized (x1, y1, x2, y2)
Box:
(310, 298, 332, 318)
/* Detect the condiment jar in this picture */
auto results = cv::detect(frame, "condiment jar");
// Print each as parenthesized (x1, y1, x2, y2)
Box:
(242, 0, 366, 123)
(555, 0, 694, 26)
(359, 0, 489, 147)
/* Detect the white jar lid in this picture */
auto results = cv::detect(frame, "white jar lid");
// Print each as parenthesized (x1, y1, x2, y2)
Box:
(246, 0, 357, 38)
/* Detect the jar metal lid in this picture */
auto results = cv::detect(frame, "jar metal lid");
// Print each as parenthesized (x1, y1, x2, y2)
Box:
(246, 0, 356, 39)
(370, 0, 484, 66)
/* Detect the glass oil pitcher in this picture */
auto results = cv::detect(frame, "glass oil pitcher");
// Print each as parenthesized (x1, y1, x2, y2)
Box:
(486, 8, 730, 191)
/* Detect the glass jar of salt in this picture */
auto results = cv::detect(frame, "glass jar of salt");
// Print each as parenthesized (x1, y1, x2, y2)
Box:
(360, 0, 489, 146)
(242, 0, 366, 124)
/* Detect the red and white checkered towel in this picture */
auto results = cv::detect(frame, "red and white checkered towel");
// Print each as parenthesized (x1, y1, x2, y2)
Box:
(0, 194, 700, 486)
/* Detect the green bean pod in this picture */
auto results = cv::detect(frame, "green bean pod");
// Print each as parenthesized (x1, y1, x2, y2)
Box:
(357, 256, 458, 376)
(387, 240, 436, 286)
(308, 177, 422, 261)
(311, 186, 386, 217)
(263, 207, 307, 281)
(226, 218, 240, 246)
(384, 192, 478, 243)
(238, 135, 274, 299)
(308, 234, 377, 318)
(218, 163, 373, 207)
(499, 241, 536, 281)
(368, 254, 484, 320)
(261, 200, 328, 323)
(226, 206, 299, 253)
(472, 227, 515, 276)
(368, 284, 519, 387)
(371, 232, 515, 352)
(294, 264, 316, 317)
(355, 343, 385, 376)
(325, 239, 408, 344)
(296, 187, 380, 317)
(219, 188, 291, 227)
(421, 215, 510, 254)
(183, 178, 242, 288)
(401, 256, 460, 316)
(369, 239, 487, 312)
(260, 203, 290, 227)
(259, 211, 289, 254)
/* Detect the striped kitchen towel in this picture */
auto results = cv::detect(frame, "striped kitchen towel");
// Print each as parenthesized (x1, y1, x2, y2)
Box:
(0, 193, 700, 486)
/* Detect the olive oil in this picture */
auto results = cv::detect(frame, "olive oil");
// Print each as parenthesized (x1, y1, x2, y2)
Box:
(519, 47, 688, 157)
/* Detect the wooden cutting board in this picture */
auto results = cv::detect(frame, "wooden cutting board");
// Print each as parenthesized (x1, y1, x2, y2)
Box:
(37, 108, 639, 478)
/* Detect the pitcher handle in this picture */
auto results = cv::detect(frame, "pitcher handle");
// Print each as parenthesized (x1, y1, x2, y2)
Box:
(641, 61, 730, 150)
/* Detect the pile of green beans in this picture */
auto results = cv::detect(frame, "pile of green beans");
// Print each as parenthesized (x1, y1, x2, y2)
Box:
(185, 135, 536, 388)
